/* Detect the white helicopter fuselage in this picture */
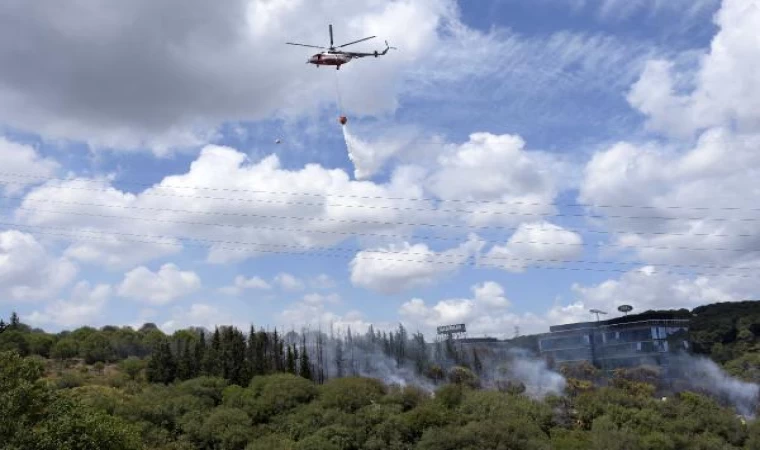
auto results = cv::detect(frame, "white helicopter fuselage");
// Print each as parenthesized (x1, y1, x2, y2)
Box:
(308, 52, 353, 67)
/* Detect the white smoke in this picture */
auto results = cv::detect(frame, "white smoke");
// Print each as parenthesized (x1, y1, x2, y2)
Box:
(353, 343, 565, 398)
(295, 328, 567, 398)
(485, 347, 566, 399)
(670, 353, 759, 418)
(505, 354, 567, 398)
(311, 328, 437, 392)
(353, 349, 437, 392)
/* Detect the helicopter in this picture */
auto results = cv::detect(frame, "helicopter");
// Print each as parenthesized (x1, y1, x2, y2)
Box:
(286, 24, 396, 70)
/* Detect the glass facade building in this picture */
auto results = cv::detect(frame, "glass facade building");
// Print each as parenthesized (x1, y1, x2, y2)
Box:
(538, 317, 690, 372)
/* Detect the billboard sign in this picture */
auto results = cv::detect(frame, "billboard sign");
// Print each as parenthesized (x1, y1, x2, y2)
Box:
(437, 323, 466, 334)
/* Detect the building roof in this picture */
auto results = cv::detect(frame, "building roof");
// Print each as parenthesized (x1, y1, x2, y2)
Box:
(458, 337, 499, 343)
(548, 310, 691, 333)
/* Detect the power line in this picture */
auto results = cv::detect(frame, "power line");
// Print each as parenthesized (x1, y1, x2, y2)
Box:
(0, 218, 751, 253)
(5, 221, 758, 271)
(8, 224, 757, 278)
(5, 203, 760, 239)
(4, 190, 760, 222)
(2, 171, 760, 213)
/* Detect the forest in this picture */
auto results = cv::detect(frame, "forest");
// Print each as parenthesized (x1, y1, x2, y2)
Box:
(2, 300, 760, 449)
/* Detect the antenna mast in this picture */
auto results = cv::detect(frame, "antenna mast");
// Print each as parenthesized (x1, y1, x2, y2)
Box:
(589, 309, 608, 321)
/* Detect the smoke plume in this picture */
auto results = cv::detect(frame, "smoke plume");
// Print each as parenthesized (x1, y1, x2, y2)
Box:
(352, 348, 437, 392)
(480, 347, 566, 399)
(669, 353, 759, 417)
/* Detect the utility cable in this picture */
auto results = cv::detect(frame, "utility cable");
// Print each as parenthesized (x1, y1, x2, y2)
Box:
(10, 221, 757, 270)
(8, 224, 757, 278)
(6, 203, 760, 239)
(2, 170, 760, 213)
(3, 191, 759, 222)
(0, 219, 752, 253)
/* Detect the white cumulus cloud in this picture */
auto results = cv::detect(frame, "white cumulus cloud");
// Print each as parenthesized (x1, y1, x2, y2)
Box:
(0, 137, 59, 194)
(15, 145, 435, 266)
(627, 0, 760, 137)
(579, 129, 760, 271)
(399, 281, 548, 339)
(279, 292, 371, 334)
(579, 1, 760, 274)
(482, 221, 584, 272)
(25, 281, 111, 328)
(219, 275, 272, 296)
(162, 303, 245, 333)
(547, 266, 739, 325)
(274, 273, 305, 291)
(425, 133, 570, 226)
(350, 235, 484, 294)
(0, 229, 78, 302)
(118, 263, 201, 305)
(310, 273, 336, 290)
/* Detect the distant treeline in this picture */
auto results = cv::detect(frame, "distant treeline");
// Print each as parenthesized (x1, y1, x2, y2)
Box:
(0, 314, 490, 386)
(2, 299, 760, 384)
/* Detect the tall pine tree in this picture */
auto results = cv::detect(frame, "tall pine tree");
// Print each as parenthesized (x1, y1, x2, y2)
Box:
(255, 330, 269, 375)
(146, 338, 176, 384)
(472, 348, 483, 375)
(316, 330, 326, 383)
(202, 327, 222, 377)
(271, 329, 281, 372)
(299, 337, 312, 381)
(245, 326, 256, 379)
(335, 339, 344, 378)
(395, 324, 408, 365)
(228, 327, 248, 386)
(412, 332, 428, 375)
(286, 345, 296, 375)
(219, 326, 234, 381)
(347, 327, 356, 376)
(177, 339, 197, 380)
(194, 330, 206, 374)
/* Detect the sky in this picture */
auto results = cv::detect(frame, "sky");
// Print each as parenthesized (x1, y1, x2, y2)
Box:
(1, 0, 759, 339)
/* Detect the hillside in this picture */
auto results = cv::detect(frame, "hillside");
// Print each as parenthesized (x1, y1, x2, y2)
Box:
(3, 300, 760, 383)
(2, 301, 760, 449)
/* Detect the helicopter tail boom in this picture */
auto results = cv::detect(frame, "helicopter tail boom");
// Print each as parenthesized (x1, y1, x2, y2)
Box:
(349, 41, 396, 58)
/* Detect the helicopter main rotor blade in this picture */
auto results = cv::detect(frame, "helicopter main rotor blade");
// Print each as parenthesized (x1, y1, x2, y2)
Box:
(329, 24, 334, 48)
(286, 42, 325, 49)
(337, 35, 376, 48)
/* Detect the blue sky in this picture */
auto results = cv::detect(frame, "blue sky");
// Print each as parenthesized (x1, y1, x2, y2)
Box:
(1, 0, 759, 338)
